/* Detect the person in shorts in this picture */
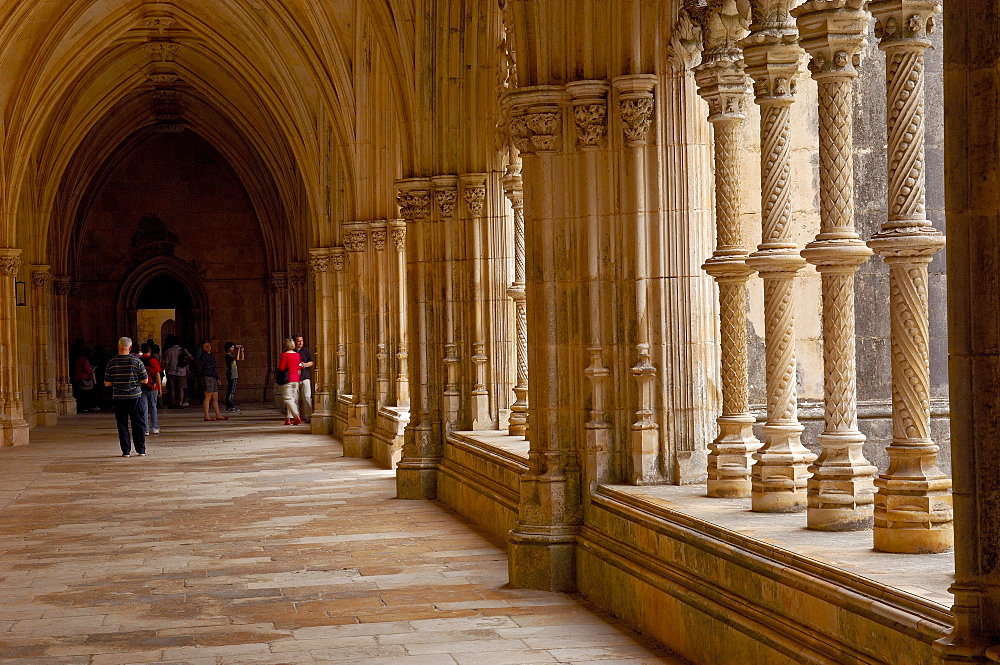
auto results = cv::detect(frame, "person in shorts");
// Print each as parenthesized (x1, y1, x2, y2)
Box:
(197, 340, 226, 422)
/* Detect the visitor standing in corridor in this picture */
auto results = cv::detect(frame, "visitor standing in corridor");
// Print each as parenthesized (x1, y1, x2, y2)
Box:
(293, 333, 314, 423)
(198, 340, 226, 422)
(104, 336, 148, 457)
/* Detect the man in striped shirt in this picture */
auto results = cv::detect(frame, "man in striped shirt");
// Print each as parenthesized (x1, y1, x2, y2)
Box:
(104, 336, 149, 457)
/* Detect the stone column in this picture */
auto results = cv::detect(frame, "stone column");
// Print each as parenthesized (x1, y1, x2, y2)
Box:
(867, 0, 952, 554)
(934, 1, 1000, 659)
(695, 27, 762, 499)
(332, 248, 348, 398)
(507, 87, 581, 591)
(502, 162, 528, 438)
(308, 248, 332, 434)
(566, 79, 611, 485)
(396, 180, 440, 499)
(433, 176, 462, 430)
(613, 74, 661, 484)
(390, 221, 409, 408)
(0, 249, 29, 446)
(461, 174, 491, 430)
(29, 265, 57, 426)
(342, 223, 373, 458)
(371, 222, 390, 409)
(793, 0, 878, 531)
(740, 5, 816, 513)
(53, 276, 76, 415)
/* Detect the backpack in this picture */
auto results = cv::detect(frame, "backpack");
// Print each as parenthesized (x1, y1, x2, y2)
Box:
(141, 356, 155, 391)
(177, 350, 191, 368)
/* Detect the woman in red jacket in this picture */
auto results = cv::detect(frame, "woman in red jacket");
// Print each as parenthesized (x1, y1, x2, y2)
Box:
(277, 338, 302, 425)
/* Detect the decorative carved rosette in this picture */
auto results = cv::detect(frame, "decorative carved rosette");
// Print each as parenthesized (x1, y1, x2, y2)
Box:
(434, 188, 458, 218)
(142, 17, 176, 32)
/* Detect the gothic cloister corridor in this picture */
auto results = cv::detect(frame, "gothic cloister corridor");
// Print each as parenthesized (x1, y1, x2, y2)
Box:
(0, 408, 679, 665)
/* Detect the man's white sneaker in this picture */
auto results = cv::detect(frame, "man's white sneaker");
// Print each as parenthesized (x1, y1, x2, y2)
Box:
(152, 429, 160, 434)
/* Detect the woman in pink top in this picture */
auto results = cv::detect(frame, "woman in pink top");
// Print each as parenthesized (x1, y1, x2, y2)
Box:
(277, 338, 302, 425)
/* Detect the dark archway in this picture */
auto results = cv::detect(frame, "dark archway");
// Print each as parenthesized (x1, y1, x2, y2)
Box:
(118, 256, 210, 348)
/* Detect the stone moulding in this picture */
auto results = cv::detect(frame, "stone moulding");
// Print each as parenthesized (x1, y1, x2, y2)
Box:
(581, 485, 951, 665)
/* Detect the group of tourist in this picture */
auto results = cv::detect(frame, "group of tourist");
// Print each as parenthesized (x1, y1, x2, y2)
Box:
(86, 332, 313, 456)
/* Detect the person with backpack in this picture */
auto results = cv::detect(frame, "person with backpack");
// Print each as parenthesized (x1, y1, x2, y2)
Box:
(139, 343, 161, 434)
(163, 335, 191, 408)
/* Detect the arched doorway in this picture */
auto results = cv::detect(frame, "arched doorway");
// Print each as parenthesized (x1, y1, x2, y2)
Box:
(118, 257, 210, 349)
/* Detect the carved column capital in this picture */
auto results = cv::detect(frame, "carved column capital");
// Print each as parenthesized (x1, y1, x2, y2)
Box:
(870, 0, 938, 49)
(370, 221, 388, 251)
(331, 248, 346, 272)
(525, 109, 562, 153)
(567, 80, 609, 149)
(389, 221, 406, 251)
(460, 174, 488, 217)
(344, 225, 368, 253)
(434, 188, 458, 218)
(269, 271, 288, 291)
(739, 4, 802, 105)
(53, 276, 72, 296)
(30, 266, 51, 288)
(793, 0, 869, 81)
(667, 8, 704, 70)
(612, 75, 657, 146)
(395, 178, 432, 221)
(0, 249, 22, 276)
(308, 248, 331, 274)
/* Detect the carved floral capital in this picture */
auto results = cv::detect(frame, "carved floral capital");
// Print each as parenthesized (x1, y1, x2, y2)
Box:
(464, 186, 486, 217)
(434, 188, 458, 218)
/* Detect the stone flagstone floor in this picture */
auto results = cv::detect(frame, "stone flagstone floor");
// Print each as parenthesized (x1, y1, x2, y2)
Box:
(0, 406, 684, 665)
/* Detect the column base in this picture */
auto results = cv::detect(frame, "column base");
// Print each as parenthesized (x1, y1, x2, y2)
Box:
(58, 396, 77, 416)
(471, 391, 491, 430)
(873, 523, 954, 554)
(342, 430, 372, 458)
(707, 416, 761, 498)
(508, 526, 577, 592)
(2, 417, 29, 446)
(630, 424, 661, 484)
(396, 461, 439, 499)
(34, 401, 59, 426)
(807, 505, 874, 531)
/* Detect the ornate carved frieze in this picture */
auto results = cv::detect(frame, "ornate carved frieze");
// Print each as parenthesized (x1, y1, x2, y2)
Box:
(149, 73, 180, 84)
(396, 189, 431, 220)
(308, 254, 330, 273)
(142, 17, 175, 32)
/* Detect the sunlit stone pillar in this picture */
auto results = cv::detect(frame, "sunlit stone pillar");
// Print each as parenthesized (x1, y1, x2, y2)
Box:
(390, 221, 409, 408)
(332, 248, 348, 398)
(740, 4, 816, 513)
(371, 222, 390, 409)
(396, 180, 440, 499)
(433, 177, 461, 430)
(29, 265, 57, 426)
(461, 174, 491, 430)
(793, 0, 878, 531)
(934, 2, 1000, 659)
(694, 21, 761, 499)
(868, 0, 952, 554)
(308, 248, 333, 434)
(613, 74, 661, 484)
(502, 163, 528, 438)
(53, 276, 76, 415)
(342, 223, 373, 458)
(0, 249, 29, 446)
(507, 87, 581, 591)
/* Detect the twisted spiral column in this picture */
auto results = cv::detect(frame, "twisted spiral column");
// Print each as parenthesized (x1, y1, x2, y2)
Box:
(695, 47, 761, 499)
(868, 0, 952, 554)
(502, 167, 528, 437)
(794, 0, 877, 531)
(740, 12, 815, 513)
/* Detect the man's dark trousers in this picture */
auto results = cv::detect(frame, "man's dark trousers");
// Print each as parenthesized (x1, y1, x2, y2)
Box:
(113, 398, 146, 455)
(226, 378, 237, 411)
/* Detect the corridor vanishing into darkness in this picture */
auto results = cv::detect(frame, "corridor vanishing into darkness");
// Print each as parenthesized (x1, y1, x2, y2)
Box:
(0, 408, 680, 664)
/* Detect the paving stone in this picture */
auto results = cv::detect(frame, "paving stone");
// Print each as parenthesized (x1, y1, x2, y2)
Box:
(0, 407, 684, 664)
